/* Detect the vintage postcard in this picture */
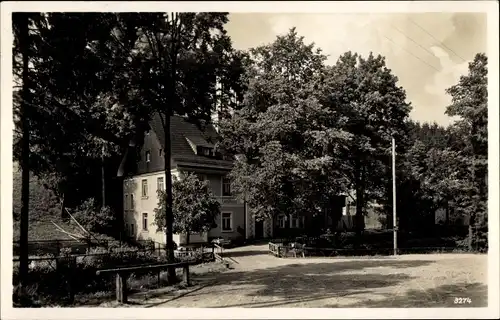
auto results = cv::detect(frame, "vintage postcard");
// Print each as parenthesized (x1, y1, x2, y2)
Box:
(1, 1, 498, 319)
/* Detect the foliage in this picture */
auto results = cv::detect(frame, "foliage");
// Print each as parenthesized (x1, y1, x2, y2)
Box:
(321, 51, 412, 231)
(72, 198, 117, 237)
(103, 13, 246, 273)
(12, 246, 162, 306)
(444, 53, 488, 249)
(12, 162, 60, 222)
(154, 173, 221, 243)
(220, 28, 352, 222)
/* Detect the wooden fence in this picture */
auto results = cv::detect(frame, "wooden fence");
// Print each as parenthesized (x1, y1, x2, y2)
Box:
(268, 241, 466, 258)
(13, 239, 127, 257)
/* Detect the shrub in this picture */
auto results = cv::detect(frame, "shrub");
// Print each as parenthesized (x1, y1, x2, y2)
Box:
(72, 198, 116, 236)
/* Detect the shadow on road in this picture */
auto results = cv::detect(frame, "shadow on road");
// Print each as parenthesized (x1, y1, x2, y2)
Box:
(157, 259, 439, 308)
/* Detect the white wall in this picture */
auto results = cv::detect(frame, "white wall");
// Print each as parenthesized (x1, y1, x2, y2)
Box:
(123, 171, 170, 244)
(123, 169, 249, 245)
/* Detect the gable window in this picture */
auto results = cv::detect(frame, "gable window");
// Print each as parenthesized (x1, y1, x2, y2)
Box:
(124, 194, 129, 210)
(277, 215, 286, 228)
(222, 177, 231, 196)
(145, 151, 151, 163)
(197, 146, 213, 157)
(142, 213, 148, 231)
(141, 179, 148, 198)
(221, 212, 232, 232)
(157, 177, 164, 192)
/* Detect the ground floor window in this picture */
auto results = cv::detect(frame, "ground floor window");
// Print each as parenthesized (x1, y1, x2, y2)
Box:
(277, 215, 286, 228)
(221, 212, 232, 231)
(130, 223, 135, 236)
(142, 213, 148, 231)
(290, 215, 305, 228)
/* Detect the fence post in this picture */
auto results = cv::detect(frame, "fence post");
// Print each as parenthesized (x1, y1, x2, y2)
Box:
(182, 265, 190, 286)
(116, 272, 128, 304)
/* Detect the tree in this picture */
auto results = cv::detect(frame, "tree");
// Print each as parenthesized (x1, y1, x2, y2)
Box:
(12, 12, 41, 295)
(72, 198, 117, 237)
(321, 52, 412, 235)
(154, 173, 221, 245)
(13, 13, 136, 214)
(109, 13, 244, 282)
(445, 53, 488, 250)
(220, 28, 352, 226)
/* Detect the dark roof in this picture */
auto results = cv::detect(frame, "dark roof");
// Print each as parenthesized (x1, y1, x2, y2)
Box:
(150, 113, 233, 169)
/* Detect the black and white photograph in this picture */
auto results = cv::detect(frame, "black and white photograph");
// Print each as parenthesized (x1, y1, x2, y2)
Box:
(1, 1, 498, 319)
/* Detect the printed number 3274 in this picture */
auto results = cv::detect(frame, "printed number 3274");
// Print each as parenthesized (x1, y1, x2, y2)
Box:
(454, 297, 472, 304)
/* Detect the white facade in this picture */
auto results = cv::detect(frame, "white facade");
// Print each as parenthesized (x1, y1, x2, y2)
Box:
(123, 169, 273, 245)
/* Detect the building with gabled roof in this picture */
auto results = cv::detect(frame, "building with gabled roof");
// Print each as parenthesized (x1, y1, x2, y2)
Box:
(118, 113, 274, 246)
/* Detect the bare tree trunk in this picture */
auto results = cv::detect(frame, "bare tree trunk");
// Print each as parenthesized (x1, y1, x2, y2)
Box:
(354, 161, 365, 237)
(163, 12, 180, 284)
(60, 193, 66, 219)
(186, 231, 190, 245)
(101, 147, 106, 208)
(163, 113, 176, 283)
(445, 201, 449, 225)
(18, 14, 30, 295)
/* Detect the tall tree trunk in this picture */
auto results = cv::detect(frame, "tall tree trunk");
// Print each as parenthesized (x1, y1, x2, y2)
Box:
(186, 231, 190, 245)
(60, 193, 66, 220)
(101, 147, 106, 208)
(163, 113, 176, 283)
(18, 14, 30, 296)
(468, 213, 475, 251)
(164, 13, 180, 284)
(354, 161, 365, 237)
(445, 201, 449, 225)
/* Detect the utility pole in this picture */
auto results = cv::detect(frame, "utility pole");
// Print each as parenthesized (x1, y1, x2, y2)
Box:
(392, 136, 398, 256)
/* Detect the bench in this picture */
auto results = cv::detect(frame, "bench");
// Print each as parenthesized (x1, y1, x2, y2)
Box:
(96, 260, 199, 303)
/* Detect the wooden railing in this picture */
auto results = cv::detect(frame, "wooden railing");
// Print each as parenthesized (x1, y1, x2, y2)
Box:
(213, 243, 224, 262)
(96, 260, 200, 303)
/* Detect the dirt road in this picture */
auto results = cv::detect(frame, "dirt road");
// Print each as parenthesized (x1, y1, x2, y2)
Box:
(148, 244, 487, 308)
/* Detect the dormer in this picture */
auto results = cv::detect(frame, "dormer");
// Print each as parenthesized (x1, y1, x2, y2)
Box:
(185, 136, 215, 157)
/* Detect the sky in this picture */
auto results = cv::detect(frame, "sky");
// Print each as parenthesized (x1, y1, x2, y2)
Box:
(225, 12, 487, 127)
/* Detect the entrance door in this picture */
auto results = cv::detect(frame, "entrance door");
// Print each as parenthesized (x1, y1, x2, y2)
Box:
(254, 220, 264, 239)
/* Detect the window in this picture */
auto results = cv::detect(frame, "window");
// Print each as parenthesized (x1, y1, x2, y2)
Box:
(197, 174, 210, 186)
(130, 223, 135, 236)
(277, 215, 286, 228)
(157, 177, 164, 192)
(159, 149, 163, 157)
(222, 177, 231, 196)
(124, 194, 129, 210)
(221, 212, 232, 231)
(124, 223, 129, 236)
(142, 213, 148, 231)
(142, 179, 148, 197)
(130, 194, 134, 210)
(145, 151, 151, 162)
(290, 215, 305, 228)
